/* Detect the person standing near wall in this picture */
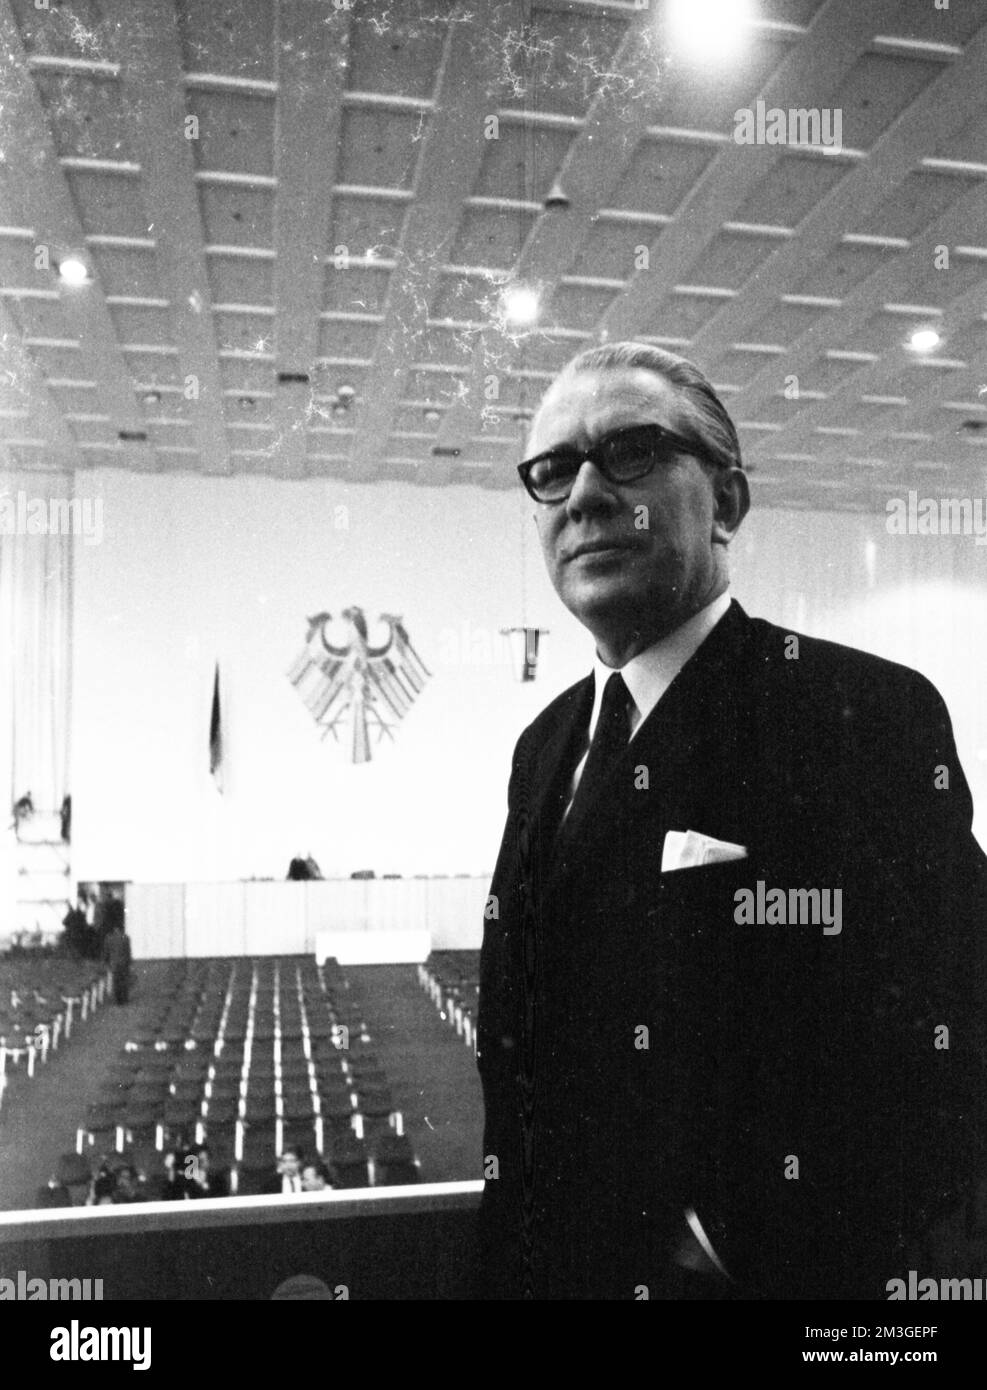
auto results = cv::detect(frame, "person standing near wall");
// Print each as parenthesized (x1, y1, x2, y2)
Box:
(103, 908, 132, 1005)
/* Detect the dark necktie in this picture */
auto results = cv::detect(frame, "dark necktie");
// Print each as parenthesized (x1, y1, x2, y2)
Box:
(557, 671, 630, 850)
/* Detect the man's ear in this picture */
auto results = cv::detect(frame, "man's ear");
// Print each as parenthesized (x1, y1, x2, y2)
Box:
(711, 467, 750, 545)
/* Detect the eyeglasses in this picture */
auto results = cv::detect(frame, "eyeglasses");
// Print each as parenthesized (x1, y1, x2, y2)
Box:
(517, 422, 723, 504)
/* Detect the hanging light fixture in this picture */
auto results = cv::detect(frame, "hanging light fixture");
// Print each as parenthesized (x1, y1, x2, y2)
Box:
(500, 625, 550, 682)
(501, 457, 548, 681)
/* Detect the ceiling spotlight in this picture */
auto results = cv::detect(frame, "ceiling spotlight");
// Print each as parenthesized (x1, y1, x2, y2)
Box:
(336, 383, 356, 401)
(909, 328, 941, 353)
(238, 395, 256, 411)
(58, 255, 90, 286)
(667, 0, 753, 62)
(423, 407, 442, 424)
(544, 180, 570, 211)
(332, 401, 349, 420)
(141, 389, 162, 406)
(501, 284, 540, 328)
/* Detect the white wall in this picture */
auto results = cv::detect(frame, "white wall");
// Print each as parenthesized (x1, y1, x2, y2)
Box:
(71, 470, 578, 884)
(70, 470, 987, 887)
(127, 878, 489, 959)
(731, 506, 987, 849)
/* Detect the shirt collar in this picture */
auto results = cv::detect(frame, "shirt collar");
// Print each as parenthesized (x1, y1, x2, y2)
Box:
(589, 590, 732, 740)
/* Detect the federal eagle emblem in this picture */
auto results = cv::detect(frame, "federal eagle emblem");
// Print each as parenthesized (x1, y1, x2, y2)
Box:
(287, 607, 430, 763)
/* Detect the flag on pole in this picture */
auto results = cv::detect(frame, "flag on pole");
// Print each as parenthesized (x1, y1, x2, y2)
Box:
(209, 663, 223, 793)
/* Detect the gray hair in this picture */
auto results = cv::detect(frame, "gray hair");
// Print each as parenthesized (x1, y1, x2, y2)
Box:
(557, 341, 743, 472)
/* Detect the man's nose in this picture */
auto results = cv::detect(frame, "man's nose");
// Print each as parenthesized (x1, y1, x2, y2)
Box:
(565, 458, 619, 516)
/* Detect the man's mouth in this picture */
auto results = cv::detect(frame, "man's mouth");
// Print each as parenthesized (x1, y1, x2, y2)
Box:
(566, 539, 636, 561)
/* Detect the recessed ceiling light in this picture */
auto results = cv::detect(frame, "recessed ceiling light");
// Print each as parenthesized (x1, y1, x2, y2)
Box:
(58, 256, 90, 286)
(141, 389, 162, 406)
(332, 401, 349, 420)
(909, 328, 941, 353)
(667, 0, 753, 62)
(337, 383, 356, 401)
(502, 285, 540, 327)
(238, 395, 256, 411)
(423, 407, 442, 424)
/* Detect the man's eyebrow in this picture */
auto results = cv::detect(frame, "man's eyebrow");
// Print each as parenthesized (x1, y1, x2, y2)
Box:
(537, 421, 673, 454)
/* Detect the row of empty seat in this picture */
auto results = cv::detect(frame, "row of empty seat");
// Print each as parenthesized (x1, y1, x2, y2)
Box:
(73, 955, 420, 1191)
(0, 952, 111, 1107)
(418, 951, 479, 1052)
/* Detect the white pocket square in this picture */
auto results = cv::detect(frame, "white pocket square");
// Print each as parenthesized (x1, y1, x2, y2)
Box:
(661, 829, 748, 873)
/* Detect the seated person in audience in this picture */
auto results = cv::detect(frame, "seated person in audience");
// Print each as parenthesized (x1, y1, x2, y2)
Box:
(112, 1163, 144, 1204)
(37, 1178, 73, 1209)
(183, 1144, 230, 1199)
(300, 1160, 333, 1193)
(158, 1148, 187, 1200)
(264, 1145, 305, 1194)
(87, 1166, 116, 1207)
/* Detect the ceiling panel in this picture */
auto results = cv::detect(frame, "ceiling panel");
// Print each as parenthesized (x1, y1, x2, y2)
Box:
(48, 384, 101, 416)
(830, 53, 944, 151)
(730, 153, 848, 227)
(345, 4, 446, 98)
(107, 305, 173, 344)
(8, 0, 107, 56)
(328, 197, 409, 259)
(176, 0, 275, 80)
(847, 170, 981, 240)
(788, 242, 904, 300)
(198, 185, 274, 248)
(690, 230, 781, 289)
(644, 34, 796, 132)
(446, 208, 533, 272)
(212, 310, 274, 348)
(87, 247, 165, 299)
(66, 171, 150, 240)
(549, 284, 620, 332)
(2, 295, 74, 340)
(187, 92, 276, 177)
(321, 266, 392, 315)
(472, 126, 576, 202)
(34, 73, 135, 161)
(205, 254, 273, 305)
(500, 7, 630, 119)
(336, 108, 426, 190)
(1, 0, 985, 510)
(604, 138, 719, 218)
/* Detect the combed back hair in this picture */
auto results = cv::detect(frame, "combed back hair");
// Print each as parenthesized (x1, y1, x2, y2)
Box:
(559, 341, 743, 472)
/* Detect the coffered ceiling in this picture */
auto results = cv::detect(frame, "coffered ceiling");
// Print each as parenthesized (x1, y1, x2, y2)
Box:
(1, 0, 985, 510)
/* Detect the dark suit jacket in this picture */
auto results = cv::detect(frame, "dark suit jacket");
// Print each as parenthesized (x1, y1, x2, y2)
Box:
(477, 600, 986, 1300)
(261, 1173, 298, 1196)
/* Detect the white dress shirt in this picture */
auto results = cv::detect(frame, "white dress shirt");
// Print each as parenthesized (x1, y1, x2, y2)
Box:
(566, 590, 732, 810)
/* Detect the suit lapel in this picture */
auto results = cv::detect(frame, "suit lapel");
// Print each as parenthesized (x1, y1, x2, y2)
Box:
(525, 675, 594, 859)
(626, 599, 752, 796)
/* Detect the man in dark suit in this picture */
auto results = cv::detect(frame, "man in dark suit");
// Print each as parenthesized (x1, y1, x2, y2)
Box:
(262, 1144, 305, 1196)
(477, 341, 986, 1300)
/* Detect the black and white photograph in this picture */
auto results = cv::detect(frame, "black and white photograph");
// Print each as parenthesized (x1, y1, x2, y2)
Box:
(1, 0, 986, 1357)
